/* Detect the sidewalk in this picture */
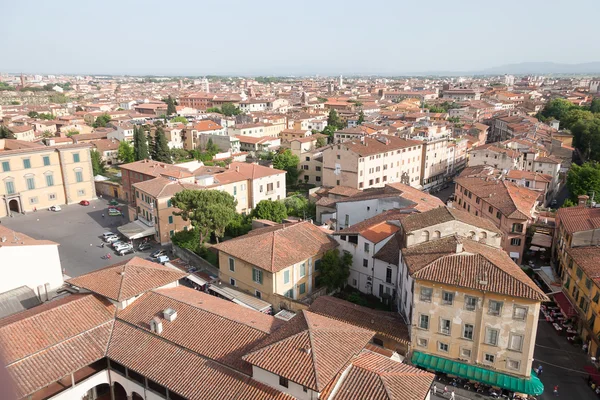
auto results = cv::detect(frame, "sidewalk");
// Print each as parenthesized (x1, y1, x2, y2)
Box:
(429, 383, 478, 400)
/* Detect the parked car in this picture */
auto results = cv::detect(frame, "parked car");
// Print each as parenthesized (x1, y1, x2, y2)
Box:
(79, 200, 90, 206)
(105, 235, 120, 243)
(156, 255, 170, 264)
(108, 209, 121, 216)
(111, 240, 125, 249)
(114, 243, 133, 252)
(138, 242, 153, 251)
(102, 232, 115, 239)
(49, 205, 61, 212)
(108, 205, 121, 211)
(551, 199, 558, 207)
(151, 249, 167, 259)
(119, 247, 135, 256)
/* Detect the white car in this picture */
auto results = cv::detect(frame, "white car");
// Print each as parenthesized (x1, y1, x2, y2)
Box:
(111, 240, 125, 249)
(114, 243, 133, 252)
(105, 235, 120, 243)
(102, 232, 115, 239)
(49, 205, 61, 212)
(118, 247, 135, 256)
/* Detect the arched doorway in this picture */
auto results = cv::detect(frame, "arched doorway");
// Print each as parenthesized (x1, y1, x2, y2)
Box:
(8, 199, 19, 213)
(132, 392, 144, 400)
(84, 383, 110, 400)
(113, 382, 127, 400)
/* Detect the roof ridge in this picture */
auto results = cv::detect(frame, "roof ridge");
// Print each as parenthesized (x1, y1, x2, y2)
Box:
(270, 232, 277, 271)
(305, 311, 321, 390)
(116, 264, 127, 301)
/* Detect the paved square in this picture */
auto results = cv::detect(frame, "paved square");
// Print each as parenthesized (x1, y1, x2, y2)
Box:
(1, 198, 157, 277)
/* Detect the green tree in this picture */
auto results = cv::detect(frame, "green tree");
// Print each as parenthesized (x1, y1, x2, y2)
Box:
(133, 125, 149, 161)
(171, 190, 238, 244)
(153, 127, 172, 163)
(571, 118, 600, 161)
(170, 116, 188, 124)
(220, 103, 241, 116)
(165, 95, 177, 115)
(540, 98, 577, 123)
(90, 150, 107, 175)
(319, 249, 352, 291)
(206, 107, 222, 113)
(322, 125, 337, 141)
(93, 113, 111, 128)
(147, 131, 156, 159)
(284, 195, 315, 218)
(567, 162, 600, 202)
(170, 228, 201, 253)
(316, 136, 327, 148)
(205, 138, 219, 153)
(75, 106, 84, 112)
(66, 130, 79, 137)
(357, 110, 365, 125)
(38, 113, 54, 120)
(48, 94, 69, 104)
(273, 149, 300, 186)
(561, 199, 576, 208)
(225, 213, 252, 238)
(561, 108, 594, 130)
(170, 148, 190, 162)
(117, 141, 135, 163)
(0, 126, 15, 139)
(251, 200, 288, 222)
(28, 111, 39, 118)
(327, 109, 343, 130)
(591, 98, 600, 114)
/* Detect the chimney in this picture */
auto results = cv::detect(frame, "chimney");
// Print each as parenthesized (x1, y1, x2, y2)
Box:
(163, 308, 177, 322)
(150, 317, 163, 334)
(578, 195, 590, 206)
(456, 241, 463, 253)
(236, 166, 240, 172)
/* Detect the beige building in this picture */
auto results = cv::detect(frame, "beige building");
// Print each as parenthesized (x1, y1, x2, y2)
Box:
(0, 139, 96, 218)
(321, 136, 423, 190)
(214, 221, 338, 305)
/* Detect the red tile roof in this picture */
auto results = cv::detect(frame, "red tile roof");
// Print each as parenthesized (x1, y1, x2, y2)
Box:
(556, 206, 600, 234)
(400, 206, 502, 234)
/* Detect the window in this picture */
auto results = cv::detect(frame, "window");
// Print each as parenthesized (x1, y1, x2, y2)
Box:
(576, 267, 583, 280)
(508, 333, 523, 352)
(253, 268, 263, 284)
(169, 230, 174, 237)
(29, 197, 38, 204)
(463, 324, 474, 340)
(229, 257, 235, 272)
(279, 376, 288, 388)
(440, 318, 451, 335)
(168, 216, 173, 224)
(586, 278, 592, 290)
(230, 278, 236, 286)
(299, 263, 306, 277)
(45, 174, 54, 187)
(513, 306, 527, 320)
(438, 342, 449, 352)
(23, 159, 31, 169)
(284, 289, 293, 298)
(43, 156, 50, 166)
(496, 211, 501, 219)
(363, 259, 368, 268)
(465, 295, 477, 311)
(488, 206, 493, 213)
(267, 183, 274, 192)
(507, 359, 520, 370)
(419, 314, 429, 330)
(417, 338, 428, 347)
(594, 291, 600, 304)
(512, 223, 524, 233)
(26, 177, 35, 190)
(255, 290, 261, 299)
(386, 267, 393, 284)
(167, 199, 172, 207)
(299, 282, 306, 294)
(315, 259, 322, 271)
(1, 161, 9, 172)
(460, 348, 472, 359)
(5, 180, 14, 195)
(48, 193, 56, 200)
(420, 287, 432, 302)
(484, 353, 495, 364)
(73, 153, 80, 163)
(75, 171, 83, 182)
(284, 270, 290, 284)
(488, 300, 503, 316)
(510, 238, 522, 246)
(485, 328, 499, 346)
(442, 291, 454, 305)
(364, 242, 370, 253)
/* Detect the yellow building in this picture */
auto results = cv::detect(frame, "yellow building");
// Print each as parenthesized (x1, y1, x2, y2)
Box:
(406, 236, 548, 395)
(0, 139, 96, 218)
(213, 221, 338, 306)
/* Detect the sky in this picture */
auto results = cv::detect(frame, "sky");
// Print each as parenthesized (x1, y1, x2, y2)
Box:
(1, 0, 599, 76)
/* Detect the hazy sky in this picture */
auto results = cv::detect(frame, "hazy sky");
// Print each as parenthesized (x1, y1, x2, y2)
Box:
(1, 0, 599, 76)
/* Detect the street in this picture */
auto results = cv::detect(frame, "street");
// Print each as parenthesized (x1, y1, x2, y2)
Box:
(432, 182, 455, 203)
(1, 198, 157, 277)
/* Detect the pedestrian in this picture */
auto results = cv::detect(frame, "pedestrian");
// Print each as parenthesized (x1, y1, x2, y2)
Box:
(102, 213, 105, 218)
(537, 364, 543, 375)
(443, 386, 448, 395)
(450, 390, 455, 400)
(433, 385, 437, 395)
(553, 385, 559, 396)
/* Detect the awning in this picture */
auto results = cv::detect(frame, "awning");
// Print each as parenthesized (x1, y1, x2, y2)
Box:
(411, 351, 544, 395)
(207, 284, 272, 313)
(536, 267, 561, 291)
(531, 233, 552, 248)
(553, 292, 577, 318)
(187, 274, 208, 286)
(584, 366, 600, 385)
(117, 220, 156, 240)
(530, 246, 541, 252)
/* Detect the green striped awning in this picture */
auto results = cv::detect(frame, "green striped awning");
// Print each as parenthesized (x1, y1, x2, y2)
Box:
(411, 351, 544, 395)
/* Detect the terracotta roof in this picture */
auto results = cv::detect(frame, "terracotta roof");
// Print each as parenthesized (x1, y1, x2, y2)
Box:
(243, 310, 374, 391)
(471, 143, 521, 158)
(133, 176, 204, 198)
(329, 350, 434, 400)
(92, 138, 120, 152)
(402, 236, 548, 301)
(566, 247, 600, 283)
(383, 183, 445, 212)
(336, 209, 412, 243)
(342, 136, 422, 157)
(309, 296, 409, 345)
(327, 186, 362, 197)
(120, 159, 194, 178)
(194, 120, 223, 131)
(0, 225, 58, 247)
(373, 232, 403, 266)
(66, 257, 187, 301)
(454, 177, 538, 219)
(214, 221, 338, 273)
(506, 169, 552, 183)
(556, 206, 600, 234)
(400, 206, 502, 234)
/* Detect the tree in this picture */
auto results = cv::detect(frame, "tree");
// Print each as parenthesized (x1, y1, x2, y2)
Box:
(93, 113, 111, 128)
(170, 148, 190, 162)
(28, 111, 39, 118)
(75, 106, 84, 112)
(322, 125, 337, 141)
(170, 116, 188, 124)
(66, 130, 79, 137)
(90, 150, 106, 175)
(561, 108, 593, 130)
(327, 109, 343, 130)
(133, 126, 149, 161)
(147, 131, 156, 159)
(284, 195, 315, 218)
(165, 95, 177, 115)
(571, 118, 600, 161)
(540, 98, 577, 123)
(357, 110, 365, 125)
(117, 141, 135, 163)
(273, 149, 300, 186)
(562, 199, 576, 208)
(153, 127, 172, 163)
(206, 107, 221, 113)
(205, 138, 219, 153)
(316, 136, 327, 148)
(591, 98, 600, 114)
(171, 190, 238, 244)
(220, 103, 241, 116)
(319, 249, 352, 291)
(0, 126, 15, 139)
(225, 213, 252, 238)
(566, 162, 600, 202)
(251, 200, 288, 222)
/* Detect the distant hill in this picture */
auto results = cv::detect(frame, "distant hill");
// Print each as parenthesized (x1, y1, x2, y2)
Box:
(475, 62, 600, 75)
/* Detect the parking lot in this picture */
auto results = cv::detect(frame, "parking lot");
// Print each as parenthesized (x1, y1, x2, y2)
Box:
(0, 198, 159, 277)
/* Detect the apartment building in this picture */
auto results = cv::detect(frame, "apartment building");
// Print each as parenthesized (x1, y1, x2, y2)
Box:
(441, 88, 482, 101)
(321, 136, 423, 190)
(295, 138, 324, 186)
(214, 221, 338, 305)
(405, 124, 450, 190)
(0, 139, 96, 218)
(468, 143, 523, 170)
(453, 177, 539, 264)
(182, 120, 225, 150)
(228, 122, 285, 138)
